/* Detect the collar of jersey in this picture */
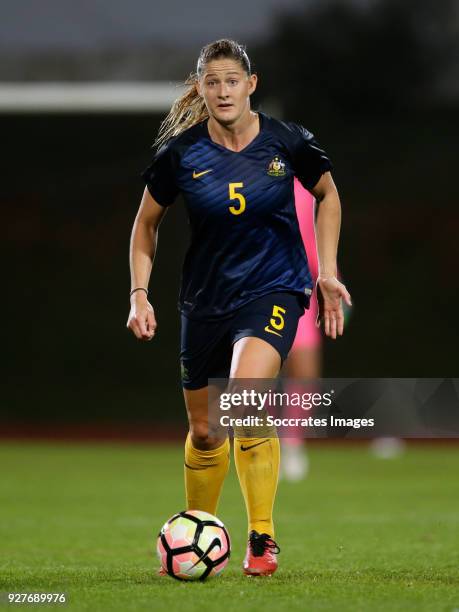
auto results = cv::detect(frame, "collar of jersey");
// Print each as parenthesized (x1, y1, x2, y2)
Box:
(203, 111, 265, 154)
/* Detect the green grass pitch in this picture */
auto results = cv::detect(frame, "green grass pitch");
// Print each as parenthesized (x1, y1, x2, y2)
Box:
(0, 442, 458, 611)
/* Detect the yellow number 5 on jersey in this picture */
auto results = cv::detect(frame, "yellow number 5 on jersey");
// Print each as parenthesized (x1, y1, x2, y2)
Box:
(229, 182, 246, 215)
(264, 305, 286, 337)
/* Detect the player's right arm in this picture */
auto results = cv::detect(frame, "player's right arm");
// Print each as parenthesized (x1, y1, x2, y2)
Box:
(126, 187, 168, 341)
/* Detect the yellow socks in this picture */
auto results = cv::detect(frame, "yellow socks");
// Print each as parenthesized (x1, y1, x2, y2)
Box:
(234, 436, 280, 537)
(184, 433, 230, 515)
(184, 432, 280, 536)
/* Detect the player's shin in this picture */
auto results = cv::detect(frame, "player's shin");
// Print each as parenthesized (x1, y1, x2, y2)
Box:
(233, 422, 280, 538)
(184, 433, 230, 515)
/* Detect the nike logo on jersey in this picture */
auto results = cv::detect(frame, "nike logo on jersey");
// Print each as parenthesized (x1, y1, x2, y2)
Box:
(264, 325, 282, 337)
(240, 440, 269, 452)
(193, 169, 213, 179)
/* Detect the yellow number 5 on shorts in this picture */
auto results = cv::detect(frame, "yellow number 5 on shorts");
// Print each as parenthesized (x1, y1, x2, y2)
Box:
(264, 305, 286, 337)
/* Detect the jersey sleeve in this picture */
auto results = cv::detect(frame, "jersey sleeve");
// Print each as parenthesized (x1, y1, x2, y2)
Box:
(141, 141, 179, 207)
(290, 124, 333, 191)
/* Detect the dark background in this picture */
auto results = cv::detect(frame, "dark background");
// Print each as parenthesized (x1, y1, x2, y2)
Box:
(2, 0, 458, 425)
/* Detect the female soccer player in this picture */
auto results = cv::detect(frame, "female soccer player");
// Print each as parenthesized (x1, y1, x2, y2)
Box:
(127, 39, 351, 576)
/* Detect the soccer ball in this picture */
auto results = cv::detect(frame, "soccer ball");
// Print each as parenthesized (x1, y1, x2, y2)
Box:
(157, 510, 231, 580)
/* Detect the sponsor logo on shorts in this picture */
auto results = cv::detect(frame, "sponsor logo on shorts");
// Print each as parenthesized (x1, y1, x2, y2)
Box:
(181, 362, 189, 380)
(264, 325, 282, 338)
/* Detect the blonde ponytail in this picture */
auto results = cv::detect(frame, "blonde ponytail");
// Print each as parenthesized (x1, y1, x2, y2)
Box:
(154, 73, 209, 150)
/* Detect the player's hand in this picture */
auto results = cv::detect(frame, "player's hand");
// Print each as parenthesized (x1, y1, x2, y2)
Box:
(315, 276, 352, 339)
(126, 294, 157, 341)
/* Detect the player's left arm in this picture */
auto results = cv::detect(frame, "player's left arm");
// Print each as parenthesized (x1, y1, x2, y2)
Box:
(310, 171, 352, 339)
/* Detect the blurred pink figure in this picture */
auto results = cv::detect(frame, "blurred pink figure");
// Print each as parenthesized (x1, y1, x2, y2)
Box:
(281, 178, 322, 481)
(293, 179, 321, 352)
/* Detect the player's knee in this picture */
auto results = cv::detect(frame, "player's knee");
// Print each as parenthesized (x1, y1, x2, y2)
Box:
(190, 421, 208, 445)
(189, 421, 222, 450)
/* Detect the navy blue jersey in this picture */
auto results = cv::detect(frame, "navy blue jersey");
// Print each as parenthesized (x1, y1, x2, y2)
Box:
(141, 111, 332, 320)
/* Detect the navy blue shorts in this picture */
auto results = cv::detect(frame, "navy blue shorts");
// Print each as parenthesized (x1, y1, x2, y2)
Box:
(180, 291, 306, 390)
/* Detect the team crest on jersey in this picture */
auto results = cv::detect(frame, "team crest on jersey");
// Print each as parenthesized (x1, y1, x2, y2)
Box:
(267, 156, 286, 177)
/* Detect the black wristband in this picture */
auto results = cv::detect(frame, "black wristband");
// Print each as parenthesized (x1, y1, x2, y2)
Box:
(130, 287, 148, 298)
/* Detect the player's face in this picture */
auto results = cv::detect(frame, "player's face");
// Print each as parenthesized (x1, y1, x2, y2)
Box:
(197, 59, 257, 126)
